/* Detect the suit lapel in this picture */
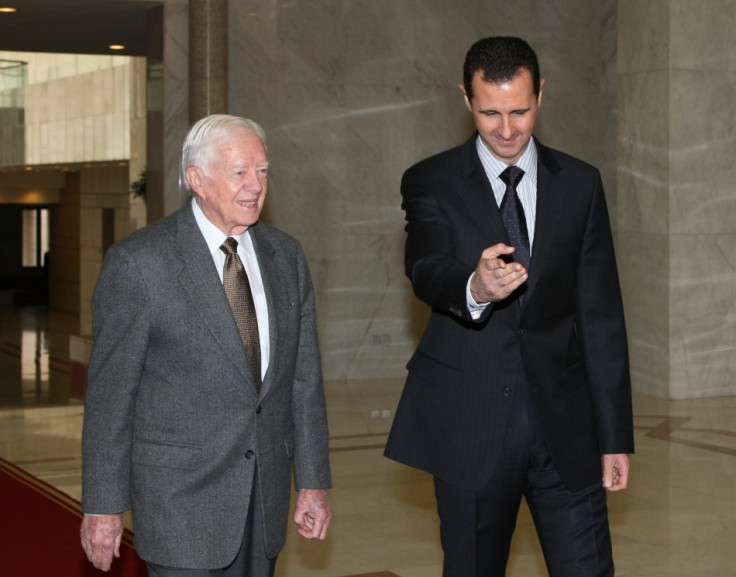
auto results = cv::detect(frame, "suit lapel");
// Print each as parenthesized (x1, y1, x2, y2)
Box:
(523, 141, 564, 304)
(173, 204, 255, 388)
(456, 136, 509, 247)
(249, 225, 287, 399)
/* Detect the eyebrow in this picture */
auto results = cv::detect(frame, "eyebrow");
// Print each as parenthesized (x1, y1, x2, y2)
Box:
(477, 106, 531, 114)
(234, 162, 270, 170)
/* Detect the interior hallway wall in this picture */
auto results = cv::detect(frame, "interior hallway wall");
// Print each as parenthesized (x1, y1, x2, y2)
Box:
(617, 0, 736, 398)
(225, 1, 618, 381)
(151, 0, 736, 396)
(0, 51, 137, 165)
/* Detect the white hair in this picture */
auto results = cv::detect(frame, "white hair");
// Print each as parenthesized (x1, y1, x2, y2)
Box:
(180, 114, 267, 192)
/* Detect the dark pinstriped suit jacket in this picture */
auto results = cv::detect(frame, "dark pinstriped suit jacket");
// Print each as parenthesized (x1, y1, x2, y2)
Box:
(385, 135, 634, 492)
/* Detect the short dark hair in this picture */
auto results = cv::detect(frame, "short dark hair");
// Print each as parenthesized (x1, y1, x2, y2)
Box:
(462, 36, 541, 100)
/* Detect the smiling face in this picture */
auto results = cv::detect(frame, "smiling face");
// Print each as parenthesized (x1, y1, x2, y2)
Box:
(187, 127, 269, 236)
(460, 68, 544, 165)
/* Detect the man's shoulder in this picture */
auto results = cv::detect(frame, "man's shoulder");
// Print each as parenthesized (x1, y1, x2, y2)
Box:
(404, 136, 474, 178)
(251, 222, 303, 254)
(536, 142, 600, 178)
(105, 205, 187, 263)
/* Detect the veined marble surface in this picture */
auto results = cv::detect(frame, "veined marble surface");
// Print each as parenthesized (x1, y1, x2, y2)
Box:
(225, 0, 621, 385)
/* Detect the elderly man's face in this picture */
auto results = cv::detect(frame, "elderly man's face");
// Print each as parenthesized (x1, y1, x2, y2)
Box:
(188, 128, 269, 236)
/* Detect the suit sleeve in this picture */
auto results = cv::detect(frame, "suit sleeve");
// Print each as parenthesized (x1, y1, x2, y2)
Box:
(574, 174, 634, 455)
(82, 245, 150, 514)
(401, 166, 479, 323)
(290, 246, 332, 490)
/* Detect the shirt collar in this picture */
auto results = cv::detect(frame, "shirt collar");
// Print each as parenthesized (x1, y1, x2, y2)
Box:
(190, 196, 250, 255)
(475, 135, 538, 183)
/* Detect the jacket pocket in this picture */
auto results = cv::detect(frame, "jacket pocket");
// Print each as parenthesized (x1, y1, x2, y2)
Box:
(132, 438, 202, 470)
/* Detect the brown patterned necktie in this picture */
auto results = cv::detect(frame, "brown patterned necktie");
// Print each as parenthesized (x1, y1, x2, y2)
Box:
(220, 237, 262, 391)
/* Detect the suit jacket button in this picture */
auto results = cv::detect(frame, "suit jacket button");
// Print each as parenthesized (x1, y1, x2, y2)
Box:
(503, 387, 512, 397)
(256, 405, 262, 415)
(245, 450, 255, 459)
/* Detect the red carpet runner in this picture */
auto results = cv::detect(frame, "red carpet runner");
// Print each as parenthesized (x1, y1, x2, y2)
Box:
(0, 456, 147, 577)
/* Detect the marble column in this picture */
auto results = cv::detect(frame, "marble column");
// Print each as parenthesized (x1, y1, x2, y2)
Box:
(617, 0, 736, 398)
(189, 0, 228, 122)
(144, 0, 189, 222)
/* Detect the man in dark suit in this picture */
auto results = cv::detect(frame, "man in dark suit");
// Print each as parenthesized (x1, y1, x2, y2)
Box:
(385, 37, 633, 577)
(80, 115, 332, 577)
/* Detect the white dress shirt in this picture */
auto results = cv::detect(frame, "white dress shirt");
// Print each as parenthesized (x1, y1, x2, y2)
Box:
(191, 197, 270, 377)
(466, 136, 539, 318)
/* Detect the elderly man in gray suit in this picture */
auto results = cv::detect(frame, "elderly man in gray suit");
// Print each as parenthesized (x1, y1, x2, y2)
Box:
(80, 114, 332, 577)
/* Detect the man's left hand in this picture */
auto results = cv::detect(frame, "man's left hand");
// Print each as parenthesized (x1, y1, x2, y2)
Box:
(293, 488, 331, 540)
(602, 453, 630, 491)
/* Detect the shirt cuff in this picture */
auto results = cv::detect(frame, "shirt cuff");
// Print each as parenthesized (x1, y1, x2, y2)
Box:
(466, 272, 489, 320)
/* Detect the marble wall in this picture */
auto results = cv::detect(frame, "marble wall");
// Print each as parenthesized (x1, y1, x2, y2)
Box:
(18, 0, 727, 398)
(0, 52, 137, 165)
(224, 1, 619, 381)
(617, 0, 736, 398)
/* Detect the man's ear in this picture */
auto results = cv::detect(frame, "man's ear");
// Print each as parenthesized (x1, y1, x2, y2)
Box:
(537, 78, 546, 108)
(186, 167, 203, 195)
(459, 83, 472, 112)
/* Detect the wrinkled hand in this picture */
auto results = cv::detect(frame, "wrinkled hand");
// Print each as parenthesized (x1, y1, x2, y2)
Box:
(470, 243, 528, 303)
(602, 454, 630, 491)
(80, 513, 124, 571)
(293, 489, 331, 540)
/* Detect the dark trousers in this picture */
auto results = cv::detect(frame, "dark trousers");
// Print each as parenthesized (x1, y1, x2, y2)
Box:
(146, 471, 276, 577)
(434, 391, 614, 577)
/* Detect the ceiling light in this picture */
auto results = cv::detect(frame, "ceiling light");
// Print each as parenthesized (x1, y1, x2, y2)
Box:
(109, 44, 126, 51)
(0, 7, 18, 12)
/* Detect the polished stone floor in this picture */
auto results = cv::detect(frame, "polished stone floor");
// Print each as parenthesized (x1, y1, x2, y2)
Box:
(0, 304, 734, 577)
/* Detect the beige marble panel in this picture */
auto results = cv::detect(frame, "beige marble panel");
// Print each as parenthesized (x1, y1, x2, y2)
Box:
(617, 0, 670, 74)
(20, 58, 137, 165)
(344, 0, 418, 88)
(617, 232, 671, 398)
(670, 0, 736, 71)
(228, 0, 620, 384)
(617, 70, 671, 235)
(275, 1, 348, 86)
(670, 233, 736, 398)
(669, 70, 736, 234)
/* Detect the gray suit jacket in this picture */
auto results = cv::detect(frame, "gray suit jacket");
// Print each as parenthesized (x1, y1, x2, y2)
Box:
(82, 202, 331, 567)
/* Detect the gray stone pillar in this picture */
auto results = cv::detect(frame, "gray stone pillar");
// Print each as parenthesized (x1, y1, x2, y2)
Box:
(617, 0, 736, 398)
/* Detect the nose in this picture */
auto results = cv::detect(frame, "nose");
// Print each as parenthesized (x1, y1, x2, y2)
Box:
(243, 169, 263, 191)
(498, 116, 514, 139)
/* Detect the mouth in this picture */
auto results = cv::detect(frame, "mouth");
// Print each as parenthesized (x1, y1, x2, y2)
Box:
(236, 199, 259, 208)
(496, 135, 518, 145)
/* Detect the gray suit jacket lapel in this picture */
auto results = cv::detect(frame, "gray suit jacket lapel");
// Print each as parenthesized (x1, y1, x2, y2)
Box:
(173, 205, 256, 391)
(249, 224, 288, 399)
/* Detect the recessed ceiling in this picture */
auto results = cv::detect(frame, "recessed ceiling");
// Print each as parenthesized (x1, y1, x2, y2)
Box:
(0, 0, 162, 56)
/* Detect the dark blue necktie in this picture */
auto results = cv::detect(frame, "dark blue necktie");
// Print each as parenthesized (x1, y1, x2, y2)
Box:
(499, 165, 530, 272)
